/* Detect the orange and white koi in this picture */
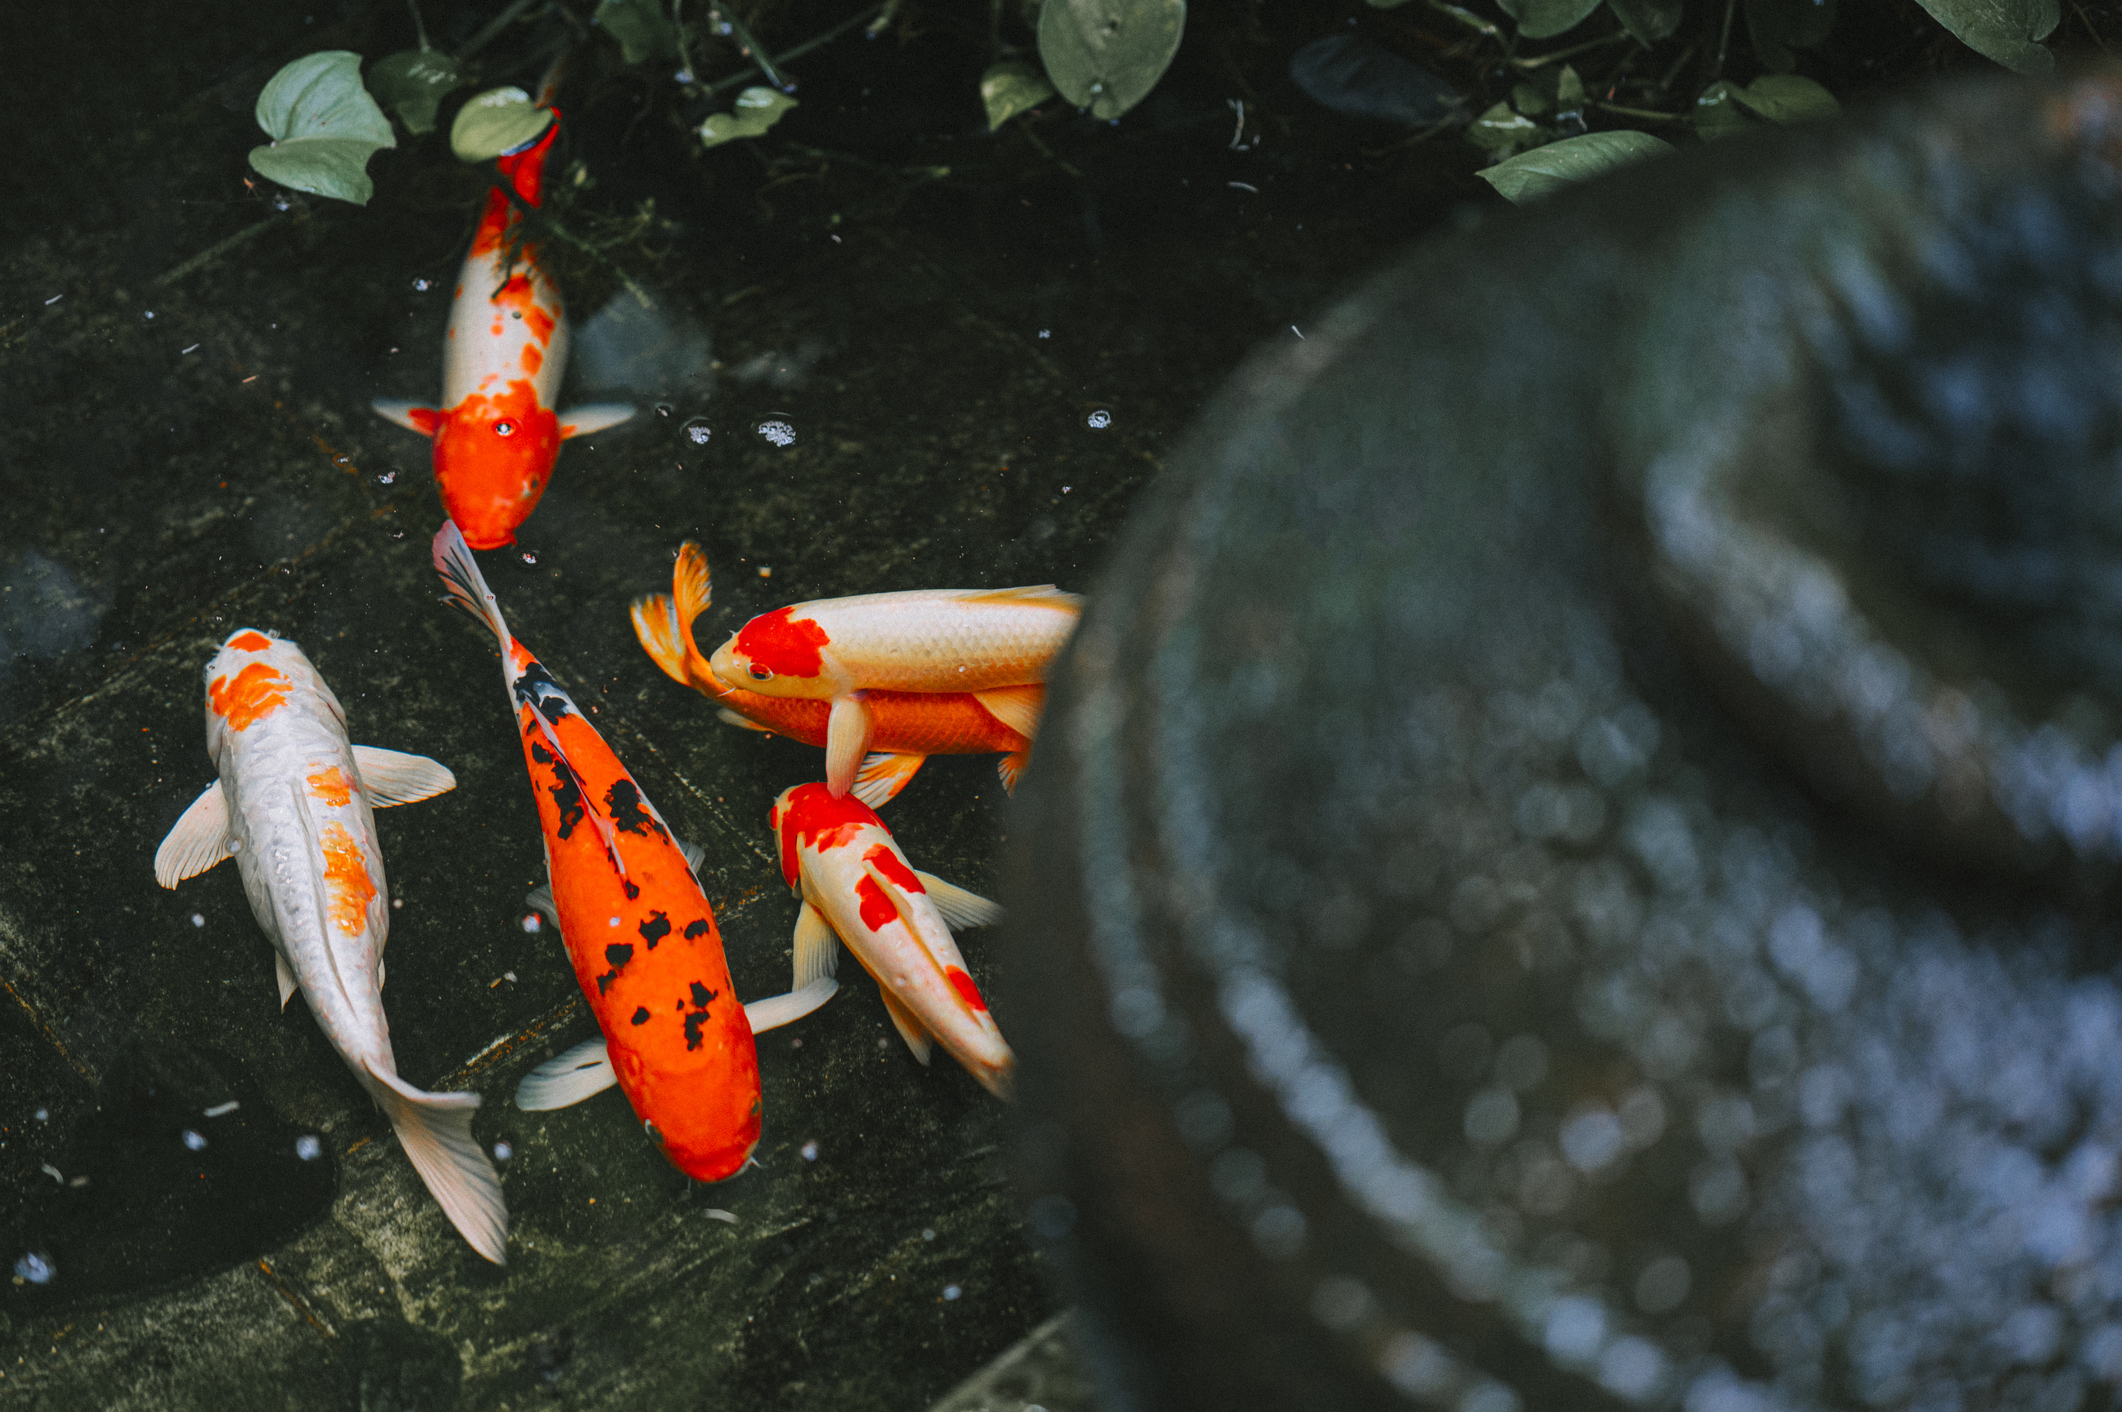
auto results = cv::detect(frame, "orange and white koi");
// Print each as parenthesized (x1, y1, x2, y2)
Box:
(632, 543, 1042, 805)
(432, 521, 833, 1180)
(770, 783, 1012, 1097)
(374, 114, 633, 550)
(153, 629, 506, 1263)
(704, 575, 1080, 798)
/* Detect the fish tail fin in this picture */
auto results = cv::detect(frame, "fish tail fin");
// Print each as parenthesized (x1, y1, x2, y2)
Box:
(671, 542, 717, 676)
(630, 593, 692, 687)
(432, 520, 514, 657)
(366, 1064, 508, 1264)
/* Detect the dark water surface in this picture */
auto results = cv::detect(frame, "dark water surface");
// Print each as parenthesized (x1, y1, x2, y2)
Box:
(0, 1, 1478, 1405)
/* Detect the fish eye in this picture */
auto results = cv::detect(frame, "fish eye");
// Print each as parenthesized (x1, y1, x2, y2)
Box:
(747, 664, 773, 681)
(495, 421, 515, 436)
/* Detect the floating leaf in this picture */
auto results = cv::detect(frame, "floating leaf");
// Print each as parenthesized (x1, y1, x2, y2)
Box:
(1478, 129, 1673, 203)
(1727, 73, 1838, 122)
(367, 49, 467, 135)
(981, 60, 1056, 130)
(247, 51, 397, 206)
(595, 0, 681, 64)
(1467, 101, 1547, 156)
(1607, 0, 1682, 44)
(1037, 0, 1186, 122)
(1289, 34, 1463, 128)
(1745, 0, 1837, 72)
(699, 87, 799, 149)
(1914, 0, 2057, 75)
(1496, 0, 1603, 40)
(451, 87, 555, 163)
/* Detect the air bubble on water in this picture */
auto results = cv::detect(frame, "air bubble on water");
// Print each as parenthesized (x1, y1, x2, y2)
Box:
(655, 403, 675, 418)
(14, 1252, 54, 1284)
(522, 913, 543, 933)
(757, 419, 796, 447)
(33, 1108, 48, 1123)
(922, 1227, 936, 1241)
(521, 551, 538, 566)
(1086, 410, 1111, 429)
(295, 1135, 323, 1161)
(1038, 328, 1051, 339)
(801, 1139, 820, 1161)
(191, 913, 205, 928)
(413, 278, 433, 292)
(943, 1284, 962, 1301)
(684, 418, 713, 445)
(181, 1129, 207, 1151)
(493, 1142, 513, 1162)
(758, 566, 772, 578)
(377, 471, 396, 485)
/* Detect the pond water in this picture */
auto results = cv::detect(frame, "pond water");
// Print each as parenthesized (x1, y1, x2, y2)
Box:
(0, 1, 1469, 1406)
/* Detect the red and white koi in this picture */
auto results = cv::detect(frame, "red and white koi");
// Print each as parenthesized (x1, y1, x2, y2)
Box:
(632, 543, 1042, 805)
(705, 577, 1080, 798)
(432, 521, 833, 1180)
(374, 113, 633, 550)
(770, 783, 1012, 1098)
(153, 629, 506, 1263)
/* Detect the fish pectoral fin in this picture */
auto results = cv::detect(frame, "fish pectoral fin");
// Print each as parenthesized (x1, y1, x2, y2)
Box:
(678, 838, 706, 879)
(972, 684, 1045, 741)
(367, 1063, 508, 1265)
(515, 1037, 616, 1110)
(275, 951, 299, 1010)
(155, 781, 233, 889)
(557, 403, 636, 438)
(877, 988, 935, 1065)
(743, 976, 840, 1034)
(716, 707, 773, 733)
(792, 901, 840, 988)
(825, 695, 875, 799)
(997, 750, 1032, 796)
(912, 872, 1004, 931)
(373, 399, 442, 436)
(524, 883, 559, 929)
(351, 745, 458, 806)
(851, 752, 925, 808)
(671, 543, 715, 667)
(630, 593, 692, 686)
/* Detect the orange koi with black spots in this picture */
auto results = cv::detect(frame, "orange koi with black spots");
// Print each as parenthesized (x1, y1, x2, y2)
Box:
(154, 629, 506, 1262)
(374, 114, 632, 549)
(432, 522, 834, 1180)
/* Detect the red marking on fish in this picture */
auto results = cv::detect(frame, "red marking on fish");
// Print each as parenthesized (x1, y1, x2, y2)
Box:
(735, 608, 831, 679)
(855, 874, 897, 931)
(226, 630, 273, 652)
(430, 380, 562, 549)
(209, 663, 290, 731)
(319, 822, 377, 935)
(521, 343, 543, 375)
(526, 306, 555, 345)
(946, 965, 987, 1013)
(307, 766, 352, 807)
(864, 844, 923, 893)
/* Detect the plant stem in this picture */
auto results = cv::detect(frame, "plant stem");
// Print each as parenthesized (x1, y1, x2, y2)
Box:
(154, 212, 288, 289)
(408, 0, 432, 51)
(1593, 101, 1685, 122)
(710, 6, 789, 90)
(1014, 119, 1082, 179)
(1714, 0, 1736, 78)
(459, 0, 545, 62)
(1511, 31, 1633, 70)
(498, 183, 656, 309)
(706, 2, 887, 96)
(673, 0, 702, 85)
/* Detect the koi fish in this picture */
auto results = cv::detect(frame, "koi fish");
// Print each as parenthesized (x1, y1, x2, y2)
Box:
(431, 521, 834, 1180)
(152, 629, 506, 1263)
(770, 783, 1012, 1097)
(374, 113, 633, 550)
(631, 543, 1042, 805)
(703, 573, 1080, 798)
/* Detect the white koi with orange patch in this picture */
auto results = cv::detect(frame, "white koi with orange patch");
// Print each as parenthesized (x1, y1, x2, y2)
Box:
(770, 783, 1013, 1097)
(153, 628, 508, 1264)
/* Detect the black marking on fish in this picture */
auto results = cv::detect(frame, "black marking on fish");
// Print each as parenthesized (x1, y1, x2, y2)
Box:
(546, 762, 585, 841)
(604, 778, 664, 837)
(684, 919, 712, 940)
(640, 912, 671, 949)
(606, 942, 634, 970)
(595, 967, 619, 995)
(512, 660, 574, 721)
(683, 1007, 714, 1051)
(530, 741, 554, 765)
(689, 980, 715, 1009)
(623, 879, 641, 900)
(631, 1006, 650, 1026)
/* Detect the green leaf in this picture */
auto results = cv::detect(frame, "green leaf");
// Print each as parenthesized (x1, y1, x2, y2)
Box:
(1913, 0, 2057, 74)
(1607, 0, 1682, 44)
(1478, 129, 1673, 203)
(1037, 0, 1186, 122)
(450, 87, 556, 162)
(1511, 81, 1550, 117)
(1727, 72, 1839, 122)
(698, 86, 799, 149)
(981, 59, 1056, 130)
(247, 51, 396, 206)
(1691, 79, 1755, 139)
(1365, 0, 1421, 7)
(1467, 100, 1547, 156)
(1496, 0, 1603, 40)
(367, 49, 467, 135)
(595, 0, 681, 64)
(1744, 0, 1837, 71)
(1554, 64, 1586, 113)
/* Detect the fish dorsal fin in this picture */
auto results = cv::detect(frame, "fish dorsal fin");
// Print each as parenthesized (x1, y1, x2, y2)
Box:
(155, 781, 232, 888)
(557, 403, 636, 439)
(876, 988, 935, 1064)
(373, 399, 442, 437)
(630, 593, 691, 686)
(275, 951, 299, 1010)
(792, 901, 840, 988)
(288, 781, 363, 1015)
(972, 684, 1045, 742)
(912, 872, 1003, 932)
(352, 746, 457, 806)
(717, 707, 773, 733)
(825, 695, 875, 798)
(852, 752, 925, 808)
(744, 976, 839, 1034)
(960, 584, 1085, 612)
(515, 1036, 616, 1110)
(522, 697, 626, 877)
